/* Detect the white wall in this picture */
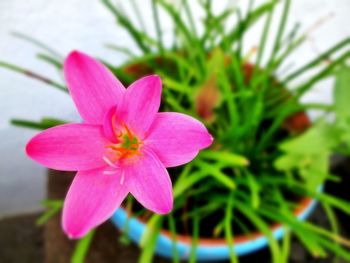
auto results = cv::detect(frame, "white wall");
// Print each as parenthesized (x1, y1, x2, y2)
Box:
(0, 0, 349, 218)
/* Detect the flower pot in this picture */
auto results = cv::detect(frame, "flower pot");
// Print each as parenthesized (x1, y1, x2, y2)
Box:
(111, 193, 318, 261)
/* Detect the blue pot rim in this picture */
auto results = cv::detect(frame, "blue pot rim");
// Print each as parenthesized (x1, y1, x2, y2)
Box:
(111, 188, 321, 261)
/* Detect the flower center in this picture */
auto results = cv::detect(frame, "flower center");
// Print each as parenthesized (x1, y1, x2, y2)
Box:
(106, 114, 143, 160)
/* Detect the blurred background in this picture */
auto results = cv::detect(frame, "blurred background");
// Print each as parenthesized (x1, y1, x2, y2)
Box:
(0, 0, 350, 256)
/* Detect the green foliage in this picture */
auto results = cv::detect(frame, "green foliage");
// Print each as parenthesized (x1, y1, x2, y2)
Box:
(335, 66, 350, 122)
(11, 117, 67, 130)
(36, 199, 63, 226)
(275, 122, 334, 189)
(71, 229, 96, 263)
(334, 66, 350, 154)
(3, 0, 350, 262)
(139, 215, 162, 263)
(103, 0, 350, 261)
(225, 193, 239, 263)
(0, 60, 67, 92)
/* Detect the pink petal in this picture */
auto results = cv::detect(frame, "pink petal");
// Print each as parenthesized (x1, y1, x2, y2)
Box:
(124, 148, 173, 214)
(26, 124, 108, 171)
(64, 51, 125, 124)
(102, 106, 118, 143)
(119, 75, 162, 136)
(145, 112, 213, 167)
(62, 167, 128, 238)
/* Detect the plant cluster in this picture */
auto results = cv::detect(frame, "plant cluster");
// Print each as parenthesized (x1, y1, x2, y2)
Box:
(2, 0, 350, 262)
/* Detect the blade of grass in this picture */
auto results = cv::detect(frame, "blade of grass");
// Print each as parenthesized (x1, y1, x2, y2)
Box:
(11, 117, 67, 130)
(37, 53, 63, 70)
(269, 0, 291, 63)
(36, 200, 63, 226)
(283, 38, 350, 82)
(157, 0, 206, 73)
(235, 201, 282, 263)
(11, 31, 63, 59)
(220, 0, 278, 47)
(139, 215, 163, 263)
(182, 0, 198, 38)
(246, 171, 261, 209)
(168, 214, 180, 263)
(105, 44, 136, 59)
(236, 0, 254, 57)
(254, 0, 275, 70)
(152, 0, 164, 55)
(322, 203, 340, 263)
(254, 201, 328, 258)
(0, 61, 67, 92)
(71, 229, 96, 263)
(195, 160, 236, 189)
(173, 170, 210, 198)
(295, 51, 350, 98)
(225, 192, 239, 263)
(101, 0, 152, 53)
(189, 208, 199, 263)
(199, 150, 249, 167)
(130, 0, 147, 33)
(281, 228, 291, 263)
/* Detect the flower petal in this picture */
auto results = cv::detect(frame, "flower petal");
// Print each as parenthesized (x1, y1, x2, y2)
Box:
(119, 75, 162, 136)
(125, 148, 173, 214)
(62, 168, 128, 238)
(26, 124, 108, 171)
(145, 112, 213, 167)
(102, 106, 118, 143)
(64, 51, 125, 124)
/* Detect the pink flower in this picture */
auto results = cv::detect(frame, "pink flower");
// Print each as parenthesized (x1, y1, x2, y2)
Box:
(26, 51, 213, 238)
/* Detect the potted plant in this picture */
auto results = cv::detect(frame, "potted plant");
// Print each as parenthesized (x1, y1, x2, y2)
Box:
(2, 0, 350, 262)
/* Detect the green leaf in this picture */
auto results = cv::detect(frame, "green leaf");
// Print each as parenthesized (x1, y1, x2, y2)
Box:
(151, 0, 164, 55)
(334, 65, 350, 122)
(36, 199, 63, 226)
(101, 0, 153, 54)
(37, 53, 63, 70)
(139, 215, 162, 263)
(105, 44, 136, 59)
(189, 209, 200, 263)
(295, 51, 350, 98)
(224, 193, 239, 263)
(71, 229, 96, 263)
(275, 122, 332, 189)
(11, 31, 63, 59)
(167, 214, 180, 263)
(199, 150, 249, 167)
(221, 0, 278, 47)
(0, 61, 67, 92)
(281, 228, 291, 263)
(235, 202, 282, 263)
(196, 161, 236, 189)
(11, 117, 68, 130)
(279, 122, 338, 154)
(173, 170, 209, 198)
(284, 38, 350, 82)
(246, 172, 261, 209)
